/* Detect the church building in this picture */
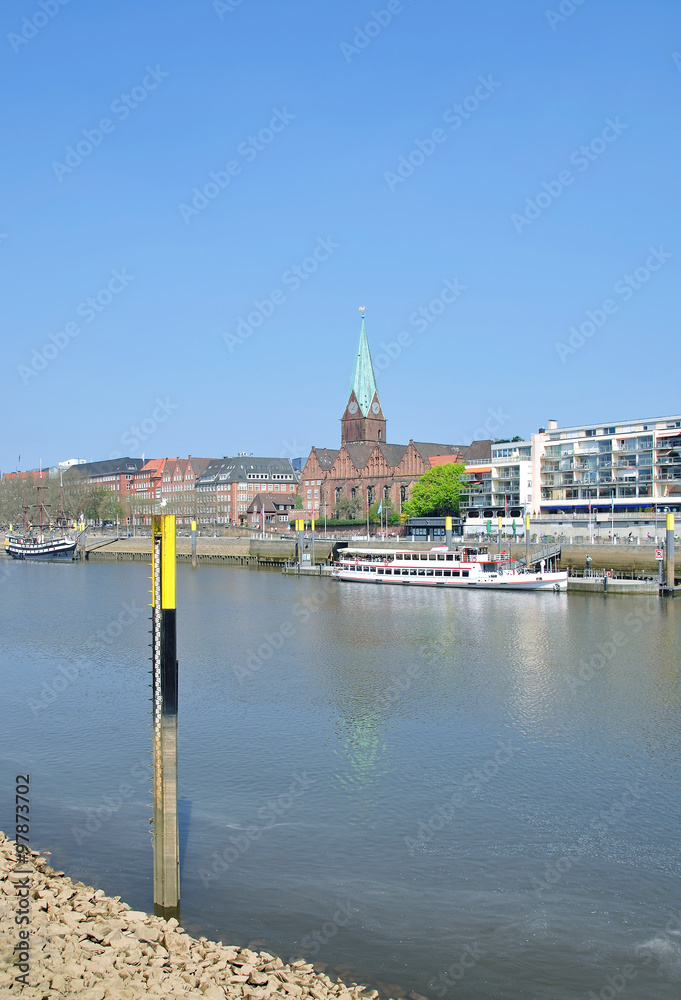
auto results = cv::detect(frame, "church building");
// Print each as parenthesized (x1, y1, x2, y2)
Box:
(299, 315, 491, 519)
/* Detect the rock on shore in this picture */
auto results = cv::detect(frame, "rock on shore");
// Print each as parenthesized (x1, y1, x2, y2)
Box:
(0, 833, 386, 1000)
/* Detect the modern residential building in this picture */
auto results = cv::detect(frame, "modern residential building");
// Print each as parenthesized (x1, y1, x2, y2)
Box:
(535, 415, 681, 515)
(195, 456, 298, 526)
(300, 315, 491, 519)
(460, 440, 533, 521)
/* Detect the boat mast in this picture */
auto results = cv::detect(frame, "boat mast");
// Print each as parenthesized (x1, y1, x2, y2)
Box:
(35, 483, 50, 544)
(57, 469, 67, 528)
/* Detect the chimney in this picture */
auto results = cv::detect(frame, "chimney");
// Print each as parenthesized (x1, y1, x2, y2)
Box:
(547, 419, 558, 430)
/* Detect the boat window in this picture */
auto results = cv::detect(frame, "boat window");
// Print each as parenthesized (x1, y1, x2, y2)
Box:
(437, 554, 445, 561)
(455, 555, 461, 561)
(426, 569, 434, 576)
(370, 566, 376, 572)
(410, 569, 417, 576)
(428, 554, 436, 561)
(385, 569, 391, 575)
(435, 570, 442, 577)
(443, 570, 451, 577)
(462, 570, 469, 577)
(446, 554, 453, 561)
(420, 553, 428, 561)
(377, 568, 384, 574)
(418, 569, 425, 576)
(363, 566, 369, 572)
(453, 570, 460, 577)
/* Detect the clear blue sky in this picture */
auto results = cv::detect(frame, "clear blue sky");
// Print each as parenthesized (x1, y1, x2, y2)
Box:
(2, 0, 680, 473)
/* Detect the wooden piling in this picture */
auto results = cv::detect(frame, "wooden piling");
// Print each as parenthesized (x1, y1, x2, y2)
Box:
(191, 519, 197, 570)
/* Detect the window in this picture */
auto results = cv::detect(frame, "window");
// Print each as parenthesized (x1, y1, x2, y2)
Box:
(400, 485, 407, 502)
(367, 486, 374, 504)
(351, 488, 357, 499)
(384, 485, 390, 499)
(335, 486, 342, 501)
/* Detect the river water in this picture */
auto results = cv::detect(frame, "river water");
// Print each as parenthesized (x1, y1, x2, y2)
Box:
(1, 561, 680, 999)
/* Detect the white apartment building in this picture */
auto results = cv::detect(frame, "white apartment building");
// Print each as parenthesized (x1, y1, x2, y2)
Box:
(460, 440, 533, 522)
(459, 414, 681, 527)
(535, 414, 681, 515)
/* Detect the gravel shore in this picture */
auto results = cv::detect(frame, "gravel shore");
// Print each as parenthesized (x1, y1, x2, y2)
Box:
(0, 833, 387, 1000)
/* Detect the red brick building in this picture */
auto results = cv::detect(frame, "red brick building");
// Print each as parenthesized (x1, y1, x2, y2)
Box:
(299, 316, 491, 519)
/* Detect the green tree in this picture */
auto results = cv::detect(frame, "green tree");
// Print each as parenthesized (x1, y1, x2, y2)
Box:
(401, 463, 466, 517)
(295, 495, 303, 509)
(336, 494, 364, 520)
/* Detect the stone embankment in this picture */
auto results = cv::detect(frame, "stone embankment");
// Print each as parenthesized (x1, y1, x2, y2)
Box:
(0, 833, 386, 1000)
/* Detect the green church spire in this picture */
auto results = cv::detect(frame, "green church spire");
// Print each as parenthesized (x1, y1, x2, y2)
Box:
(349, 314, 379, 417)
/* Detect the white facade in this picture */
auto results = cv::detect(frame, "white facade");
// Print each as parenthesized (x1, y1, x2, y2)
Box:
(536, 414, 681, 514)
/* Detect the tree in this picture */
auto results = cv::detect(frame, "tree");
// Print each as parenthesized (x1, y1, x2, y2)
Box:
(295, 495, 303, 509)
(401, 463, 466, 517)
(336, 494, 364, 520)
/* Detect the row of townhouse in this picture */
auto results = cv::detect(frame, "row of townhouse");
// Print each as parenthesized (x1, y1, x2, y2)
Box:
(459, 414, 681, 521)
(64, 455, 300, 527)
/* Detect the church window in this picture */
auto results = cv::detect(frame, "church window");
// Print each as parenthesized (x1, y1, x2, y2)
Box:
(400, 485, 407, 501)
(384, 485, 390, 499)
(351, 487, 357, 499)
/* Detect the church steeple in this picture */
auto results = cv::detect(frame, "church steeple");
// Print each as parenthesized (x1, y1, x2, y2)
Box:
(350, 315, 379, 417)
(341, 311, 386, 445)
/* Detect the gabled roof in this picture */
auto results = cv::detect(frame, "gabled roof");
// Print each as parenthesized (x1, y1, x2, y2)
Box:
(349, 316, 380, 417)
(343, 443, 375, 470)
(377, 443, 408, 467)
(247, 492, 296, 513)
(312, 447, 340, 470)
(186, 457, 213, 477)
(462, 439, 493, 461)
(412, 442, 463, 460)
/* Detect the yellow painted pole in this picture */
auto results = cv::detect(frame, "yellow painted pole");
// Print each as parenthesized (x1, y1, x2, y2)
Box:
(151, 514, 179, 919)
(665, 512, 675, 591)
(445, 515, 452, 549)
(191, 519, 197, 569)
(525, 514, 530, 570)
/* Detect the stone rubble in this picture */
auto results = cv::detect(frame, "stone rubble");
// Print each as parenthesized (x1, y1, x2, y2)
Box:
(0, 833, 391, 1000)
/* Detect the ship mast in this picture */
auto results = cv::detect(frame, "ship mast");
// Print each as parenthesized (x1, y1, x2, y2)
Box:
(34, 484, 50, 544)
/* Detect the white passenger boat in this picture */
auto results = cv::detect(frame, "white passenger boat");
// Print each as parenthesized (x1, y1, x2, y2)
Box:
(333, 545, 567, 592)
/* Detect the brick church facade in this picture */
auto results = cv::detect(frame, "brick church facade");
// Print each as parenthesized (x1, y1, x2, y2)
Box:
(299, 314, 491, 519)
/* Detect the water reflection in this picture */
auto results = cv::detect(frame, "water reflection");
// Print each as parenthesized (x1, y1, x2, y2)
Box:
(2, 564, 681, 1000)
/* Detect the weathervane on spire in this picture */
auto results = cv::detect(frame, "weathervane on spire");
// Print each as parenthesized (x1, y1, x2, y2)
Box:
(359, 306, 365, 314)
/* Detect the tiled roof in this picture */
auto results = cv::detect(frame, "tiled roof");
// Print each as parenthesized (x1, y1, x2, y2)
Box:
(312, 448, 340, 470)
(65, 457, 145, 478)
(197, 456, 297, 484)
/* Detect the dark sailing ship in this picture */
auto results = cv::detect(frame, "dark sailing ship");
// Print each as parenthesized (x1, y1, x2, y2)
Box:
(4, 482, 78, 561)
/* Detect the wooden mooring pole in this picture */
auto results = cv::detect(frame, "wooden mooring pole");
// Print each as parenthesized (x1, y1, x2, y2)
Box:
(191, 519, 197, 570)
(151, 514, 180, 919)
